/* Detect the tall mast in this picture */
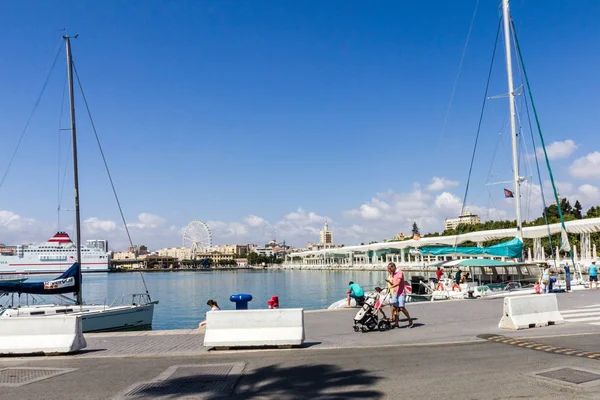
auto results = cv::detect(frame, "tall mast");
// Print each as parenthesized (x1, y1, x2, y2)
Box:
(502, 0, 523, 241)
(64, 35, 83, 305)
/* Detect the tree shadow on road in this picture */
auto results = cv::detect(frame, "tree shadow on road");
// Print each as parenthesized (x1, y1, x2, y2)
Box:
(227, 363, 384, 399)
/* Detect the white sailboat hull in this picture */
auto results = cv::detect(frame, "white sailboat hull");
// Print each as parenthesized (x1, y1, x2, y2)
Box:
(0, 303, 155, 333)
(81, 304, 155, 332)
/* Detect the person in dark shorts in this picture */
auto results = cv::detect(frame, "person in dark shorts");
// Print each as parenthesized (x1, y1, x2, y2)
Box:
(347, 281, 365, 307)
(588, 261, 598, 289)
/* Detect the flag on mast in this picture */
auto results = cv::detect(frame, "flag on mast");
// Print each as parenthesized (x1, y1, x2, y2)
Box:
(504, 188, 514, 198)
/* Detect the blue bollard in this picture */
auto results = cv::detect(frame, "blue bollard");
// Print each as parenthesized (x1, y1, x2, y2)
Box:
(230, 294, 253, 310)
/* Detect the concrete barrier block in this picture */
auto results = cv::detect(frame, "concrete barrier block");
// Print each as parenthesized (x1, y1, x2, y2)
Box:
(204, 308, 304, 348)
(0, 315, 87, 355)
(498, 294, 565, 330)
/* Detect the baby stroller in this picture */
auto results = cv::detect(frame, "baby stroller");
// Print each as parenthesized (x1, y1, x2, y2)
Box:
(353, 288, 392, 333)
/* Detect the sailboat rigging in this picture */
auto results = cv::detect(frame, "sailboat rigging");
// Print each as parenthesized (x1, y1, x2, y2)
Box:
(0, 36, 157, 332)
(65, 35, 84, 306)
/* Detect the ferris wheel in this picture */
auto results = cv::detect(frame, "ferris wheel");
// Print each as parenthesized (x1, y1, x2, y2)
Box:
(182, 220, 212, 258)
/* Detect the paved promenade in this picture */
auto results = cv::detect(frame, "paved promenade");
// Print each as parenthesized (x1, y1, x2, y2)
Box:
(3, 290, 600, 399)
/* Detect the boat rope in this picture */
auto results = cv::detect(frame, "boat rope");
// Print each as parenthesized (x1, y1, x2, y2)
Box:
(511, 19, 573, 270)
(72, 62, 152, 300)
(454, 16, 502, 248)
(436, 0, 480, 154)
(57, 68, 71, 231)
(0, 40, 63, 193)
(509, 25, 555, 262)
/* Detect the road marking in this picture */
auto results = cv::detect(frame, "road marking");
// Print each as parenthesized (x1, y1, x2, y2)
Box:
(482, 334, 600, 359)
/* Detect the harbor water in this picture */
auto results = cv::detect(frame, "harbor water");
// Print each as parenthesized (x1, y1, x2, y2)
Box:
(82, 269, 394, 330)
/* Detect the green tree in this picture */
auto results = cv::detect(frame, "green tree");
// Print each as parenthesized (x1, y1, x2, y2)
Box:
(574, 200, 583, 219)
(587, 206, 600, 218)
(247, 252, 260, 265)
(412, 222, 420, 236)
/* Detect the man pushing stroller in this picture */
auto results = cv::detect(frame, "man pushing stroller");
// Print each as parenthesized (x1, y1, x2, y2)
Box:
(387, 262, 414, 328)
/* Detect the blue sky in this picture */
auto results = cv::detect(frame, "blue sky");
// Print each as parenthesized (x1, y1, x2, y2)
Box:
(0, 1, 599, 249)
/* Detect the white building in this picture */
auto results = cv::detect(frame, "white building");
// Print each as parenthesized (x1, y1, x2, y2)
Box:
(157, 247, 192, 260)
(320, 222, 333, 245)
(86, 239, 109, 252)
(444, 212, 482, 231)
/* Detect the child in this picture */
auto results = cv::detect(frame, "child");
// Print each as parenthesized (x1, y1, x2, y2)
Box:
(373, 287, 388, 320)
(207, 299, 220, 311)
(199, 299, 221, 327)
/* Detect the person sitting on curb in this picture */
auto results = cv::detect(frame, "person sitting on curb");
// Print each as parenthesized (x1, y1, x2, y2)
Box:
(199, 299, 221, 327)
(346, 281, 365, 308)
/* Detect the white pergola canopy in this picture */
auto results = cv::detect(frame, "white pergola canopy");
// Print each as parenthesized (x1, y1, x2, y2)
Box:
(289, 217, 600, 258)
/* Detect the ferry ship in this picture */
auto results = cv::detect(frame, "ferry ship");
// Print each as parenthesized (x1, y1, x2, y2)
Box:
(0, 232, 110, 274)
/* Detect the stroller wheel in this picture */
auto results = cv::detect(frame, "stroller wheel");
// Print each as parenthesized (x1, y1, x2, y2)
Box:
(353, 326, 360, 332)
(361, 326, 368, 333)
(378, 320, 391, 332)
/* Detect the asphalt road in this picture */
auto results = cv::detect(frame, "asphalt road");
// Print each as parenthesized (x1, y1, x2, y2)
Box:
(5, 289, 600, 399)
(3, 333, 600, 400)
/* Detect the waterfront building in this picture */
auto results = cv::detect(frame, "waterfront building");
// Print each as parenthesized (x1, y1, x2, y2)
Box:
(158, 247, 192, 260)
(444, 212, 481, 231)
(128, 245, 149, 255)
(86, 239, 109, 252)
(254, 247, 274, 257)
(194, 252, 236, 262)
(320, 222, 333, 245)
(212, 244, 249, 256)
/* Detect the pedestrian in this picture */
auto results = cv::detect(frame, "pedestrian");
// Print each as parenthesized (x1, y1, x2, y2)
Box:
(588, 261, 598, 289)
(454, 269, 462, 284)
(460, 272, 470, 284)
(436, 267, 444, 282)
(541, 265, 550, 293)
(564, 264, 571, 292)
(346, 281, 365, 308)
(386, 262, 414, 328)
(199, 299, 221, 327)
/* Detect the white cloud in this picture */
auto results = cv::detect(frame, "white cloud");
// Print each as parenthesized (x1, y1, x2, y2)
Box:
(357, 204, 381, 219)
(569, 152, 600, 179)
(578, 184, 600, 201)
(537, 139, 578, 160)
(426, 177, 459, 192)
(0, 210, 37, 232)
(244, 215, 268, 227)
(127, 213, 166, 229)
(433, 192, 462, 211)
(82, 217, 117, 234)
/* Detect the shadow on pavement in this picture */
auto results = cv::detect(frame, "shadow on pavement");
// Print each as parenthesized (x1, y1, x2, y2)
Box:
(229, 363, 384, 399)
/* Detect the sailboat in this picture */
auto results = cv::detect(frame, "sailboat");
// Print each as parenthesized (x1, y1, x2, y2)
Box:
(422, 0, 586, 298)
(0, 36, 157, 332)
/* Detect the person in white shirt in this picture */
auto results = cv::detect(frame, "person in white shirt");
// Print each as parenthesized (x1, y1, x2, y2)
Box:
(199, 299, 221, 327)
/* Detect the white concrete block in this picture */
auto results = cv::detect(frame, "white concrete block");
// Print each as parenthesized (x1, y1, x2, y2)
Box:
(498, 294, 565, 330)
(0, 315, 87, 354)
(204, 308, 305, 348)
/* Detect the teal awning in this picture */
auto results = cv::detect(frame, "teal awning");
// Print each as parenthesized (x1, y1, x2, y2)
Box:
(453, 259, 521, 267)
(419, 237, 523, 259)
